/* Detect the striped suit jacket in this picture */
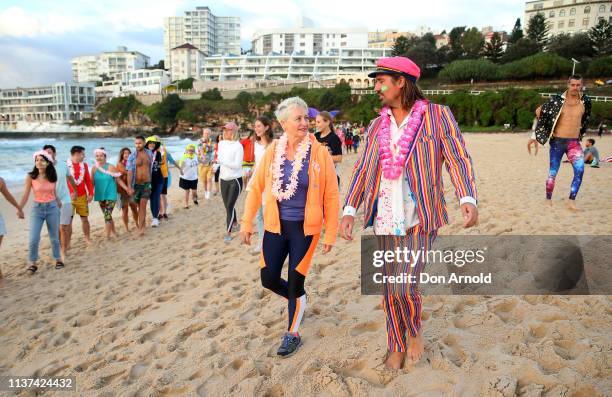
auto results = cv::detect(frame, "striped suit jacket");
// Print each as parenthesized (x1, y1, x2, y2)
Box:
(344, 103, 478, 233)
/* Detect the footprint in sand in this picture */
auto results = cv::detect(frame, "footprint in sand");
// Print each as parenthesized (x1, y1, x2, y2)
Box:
(349, 321, 381, 336)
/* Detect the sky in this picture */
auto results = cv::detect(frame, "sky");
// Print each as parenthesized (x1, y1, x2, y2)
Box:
(0, 0, 525, 88)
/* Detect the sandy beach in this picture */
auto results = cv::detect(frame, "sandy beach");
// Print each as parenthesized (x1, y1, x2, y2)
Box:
(0, 133, 610, 396)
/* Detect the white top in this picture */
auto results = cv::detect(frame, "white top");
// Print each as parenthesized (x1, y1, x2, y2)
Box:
(217, 140, 244, 180)
(179, 157, 199, 181)
(254, 141, 267, 166)
(342, 109, 477, 231)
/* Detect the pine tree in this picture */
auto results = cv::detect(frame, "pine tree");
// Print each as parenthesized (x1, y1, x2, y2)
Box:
(483, 32, 504, 63)
(588, 18, 612, 56)
(508, 18, 524, 44)
(527, 13, 550, 49)
(392, 36, 412, 56)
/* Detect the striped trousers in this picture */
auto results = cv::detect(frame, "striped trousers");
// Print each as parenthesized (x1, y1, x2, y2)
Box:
(376, 225, 437, 352)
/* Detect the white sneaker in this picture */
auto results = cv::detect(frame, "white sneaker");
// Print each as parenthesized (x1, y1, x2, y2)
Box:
(205, 191, 211, 200)
(151, 218, 159, 227)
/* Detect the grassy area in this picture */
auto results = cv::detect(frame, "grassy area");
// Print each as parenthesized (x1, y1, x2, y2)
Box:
(459, 125, 527, 133)
(418, 79, 612, 96)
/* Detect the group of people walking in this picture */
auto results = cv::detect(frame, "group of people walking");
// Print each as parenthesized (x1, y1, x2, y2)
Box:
(2, 55, 603, 371)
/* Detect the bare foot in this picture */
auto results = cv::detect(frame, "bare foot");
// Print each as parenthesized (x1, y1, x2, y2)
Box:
(84, 239, 92, 247)
(138, 229, 145, 237)
(567, 200, 580, 212)
(406, 332, 425, 363)
(384, 351, 405, 370)
(545, 199, 553, 207)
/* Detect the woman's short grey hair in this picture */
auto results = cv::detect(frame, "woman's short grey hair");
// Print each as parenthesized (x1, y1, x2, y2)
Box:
(274, 96, 308, 122)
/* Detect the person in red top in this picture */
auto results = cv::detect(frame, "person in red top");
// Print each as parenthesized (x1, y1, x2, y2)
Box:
(240, 129, 256, 186)
(66, 146, 93, 247)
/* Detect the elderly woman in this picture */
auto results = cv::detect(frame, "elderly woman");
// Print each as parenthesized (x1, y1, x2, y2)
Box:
(240, 97, 339, 357)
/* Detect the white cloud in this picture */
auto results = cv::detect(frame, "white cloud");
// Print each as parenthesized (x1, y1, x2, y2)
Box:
(0, 6, 84, 37)
(0, 44, 71, 87)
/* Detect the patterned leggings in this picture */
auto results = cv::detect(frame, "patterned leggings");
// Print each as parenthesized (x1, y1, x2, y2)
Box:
(376, 225, 437, 352)
(547, 138, 584, 200)
(99, 200, 116, 224)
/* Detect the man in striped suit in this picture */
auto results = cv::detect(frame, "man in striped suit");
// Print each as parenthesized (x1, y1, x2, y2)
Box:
(340, 57, 478, 369)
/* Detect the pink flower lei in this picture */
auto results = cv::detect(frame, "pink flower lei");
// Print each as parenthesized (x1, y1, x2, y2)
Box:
(378, 100, 428, 179)
(270, 133, 311, 201)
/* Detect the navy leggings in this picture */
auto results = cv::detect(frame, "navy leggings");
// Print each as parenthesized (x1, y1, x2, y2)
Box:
(260, 220, 319, 333)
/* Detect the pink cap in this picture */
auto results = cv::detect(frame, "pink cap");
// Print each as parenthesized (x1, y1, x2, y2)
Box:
(223, 121, 238, 130)
(368, 57, 421, 81)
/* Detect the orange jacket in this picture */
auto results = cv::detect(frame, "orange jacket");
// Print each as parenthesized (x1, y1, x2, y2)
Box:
(241, 134, 339, 245)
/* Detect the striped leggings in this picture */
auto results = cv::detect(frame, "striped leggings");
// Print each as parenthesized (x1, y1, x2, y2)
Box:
(376, 225, 437, 352)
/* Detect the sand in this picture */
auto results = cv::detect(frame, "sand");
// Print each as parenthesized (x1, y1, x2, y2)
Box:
(0, 134, 610, 396)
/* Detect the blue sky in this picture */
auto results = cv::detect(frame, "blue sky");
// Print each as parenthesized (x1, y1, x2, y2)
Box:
(0, 0, 525, 88)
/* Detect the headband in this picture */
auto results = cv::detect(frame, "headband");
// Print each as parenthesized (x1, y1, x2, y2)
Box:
(33, 150, 54, 163)
(94, 148, 107, 157)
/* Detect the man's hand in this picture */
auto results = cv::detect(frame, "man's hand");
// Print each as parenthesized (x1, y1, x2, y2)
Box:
(240, 230, 252, 245)
(527, 139, 539, 155)
(71, 191, 78, 201)
(127, 188, 134, 196)
(340, 215, 355, 240)
(322, 244, 332, 254)
(461, 203, 478, 228)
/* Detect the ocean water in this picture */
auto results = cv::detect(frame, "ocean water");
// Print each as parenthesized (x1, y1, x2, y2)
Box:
(0, 136, 199, 188)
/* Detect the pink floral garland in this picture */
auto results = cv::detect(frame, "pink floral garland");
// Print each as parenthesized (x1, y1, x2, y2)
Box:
(270, 133, 311, 201)
(378, 100, 428, 179)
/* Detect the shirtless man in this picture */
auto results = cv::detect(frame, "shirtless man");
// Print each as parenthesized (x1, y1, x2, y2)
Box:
(126, 136, 154, 236)
(528, 75, 592, 211)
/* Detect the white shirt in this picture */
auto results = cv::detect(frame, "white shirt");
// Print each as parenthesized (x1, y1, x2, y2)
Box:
(217, 140, 244, 180)
(343, 109, 477, 231)
(254, 141, 267, 166)
(179, 157, 199, 181)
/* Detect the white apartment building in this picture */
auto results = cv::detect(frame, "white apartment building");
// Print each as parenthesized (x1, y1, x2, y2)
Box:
(524, 0, 612, 36)
(163, 6, 241, 67)
(96, 69, 171, 98)
(0, 82, 95, 122)
(170, 43, 205, 82)
(200, 48, 392, 81)
(71, 46, 150, 83)
(251, 28, 369, 56)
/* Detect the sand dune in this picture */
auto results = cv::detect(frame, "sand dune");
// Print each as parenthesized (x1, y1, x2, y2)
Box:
(0, 134, 610, 396)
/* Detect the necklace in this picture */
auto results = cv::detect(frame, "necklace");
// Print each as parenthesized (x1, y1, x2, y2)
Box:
(378, 100, 428, 179)
(67, 160, 85, 185)
(270, 134, 311, 201)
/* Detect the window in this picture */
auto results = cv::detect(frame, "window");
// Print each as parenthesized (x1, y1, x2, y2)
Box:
(533, 3, 543, 10)
(569, 19, 575, 27)
(584, 6, 590, 13)
(583, 17, 589, 26)
(560, 9, 566, 16)
(300, 34, 305, 38)
(558, 21, 565, 28)
(570, 7, 575, 15)
(550, 10, 555, 17)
